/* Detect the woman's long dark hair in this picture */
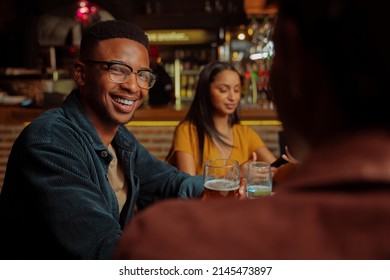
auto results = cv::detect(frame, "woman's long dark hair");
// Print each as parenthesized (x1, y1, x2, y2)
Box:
(166, 61, 242, 167)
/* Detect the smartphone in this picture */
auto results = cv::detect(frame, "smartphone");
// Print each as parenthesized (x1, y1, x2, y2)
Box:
(271, 156, 288, 168)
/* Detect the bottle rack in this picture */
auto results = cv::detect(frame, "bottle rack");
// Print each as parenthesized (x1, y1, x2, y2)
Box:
(158, 46, 217, 107)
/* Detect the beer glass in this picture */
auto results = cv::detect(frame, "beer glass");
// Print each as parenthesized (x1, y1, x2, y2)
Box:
(203, 159, 240, 200)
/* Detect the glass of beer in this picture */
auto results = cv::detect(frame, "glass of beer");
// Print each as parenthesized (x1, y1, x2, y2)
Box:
(203, 159, 240, 200)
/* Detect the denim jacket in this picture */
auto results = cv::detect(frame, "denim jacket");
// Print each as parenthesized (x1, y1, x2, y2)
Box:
(0, 90, 203, 259)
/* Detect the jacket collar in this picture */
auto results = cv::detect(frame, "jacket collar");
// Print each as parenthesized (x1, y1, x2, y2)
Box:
(61, 90, 135, 152)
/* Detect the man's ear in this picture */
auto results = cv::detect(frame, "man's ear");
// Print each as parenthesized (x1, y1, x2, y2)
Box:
(73, 62, 86, 86)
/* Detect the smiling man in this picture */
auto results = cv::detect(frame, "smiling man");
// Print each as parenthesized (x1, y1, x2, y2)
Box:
(0, 20, 203, 260)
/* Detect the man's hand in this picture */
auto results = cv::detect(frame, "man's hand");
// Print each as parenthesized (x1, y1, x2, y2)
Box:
(236, 177, 247, 200)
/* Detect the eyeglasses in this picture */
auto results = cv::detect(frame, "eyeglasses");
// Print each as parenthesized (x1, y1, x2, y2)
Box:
(82, 60, 157, 89)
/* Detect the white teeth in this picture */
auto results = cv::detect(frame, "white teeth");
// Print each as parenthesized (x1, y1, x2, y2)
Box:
(113, 97, 134, 106)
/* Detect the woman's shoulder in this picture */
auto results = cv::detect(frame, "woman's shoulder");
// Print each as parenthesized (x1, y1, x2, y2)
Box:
(177, 120, 197, 131)
(172, 121, 198, 142)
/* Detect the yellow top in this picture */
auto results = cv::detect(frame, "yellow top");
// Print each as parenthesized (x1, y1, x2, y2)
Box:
(167, 121, 266, 174)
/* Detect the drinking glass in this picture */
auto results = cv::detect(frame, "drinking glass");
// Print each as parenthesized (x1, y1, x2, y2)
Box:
(203, 159, 240, 200)
(246, 161, 273, 198)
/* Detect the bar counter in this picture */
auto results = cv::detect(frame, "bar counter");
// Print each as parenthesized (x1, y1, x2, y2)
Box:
(0, 104, 282, 191)
(0, 104, 280, 124)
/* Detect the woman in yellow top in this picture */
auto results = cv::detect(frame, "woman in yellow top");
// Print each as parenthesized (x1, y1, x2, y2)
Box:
(166, 61, 276, 175)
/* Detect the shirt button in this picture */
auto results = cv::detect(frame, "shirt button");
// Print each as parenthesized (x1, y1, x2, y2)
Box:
(100, 150, 108, 158)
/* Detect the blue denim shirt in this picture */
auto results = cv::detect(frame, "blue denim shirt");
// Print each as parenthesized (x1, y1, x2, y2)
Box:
(0, 90, 203, 259)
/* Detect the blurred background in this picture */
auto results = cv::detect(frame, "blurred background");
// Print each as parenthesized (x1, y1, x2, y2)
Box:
(0, 0, 277, 107)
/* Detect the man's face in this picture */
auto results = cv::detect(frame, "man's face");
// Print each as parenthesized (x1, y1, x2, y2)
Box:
(77, 38, 150, 131)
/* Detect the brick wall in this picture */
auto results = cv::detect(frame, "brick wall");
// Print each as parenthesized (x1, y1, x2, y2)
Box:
(0, 123, 282, 192)
(0, 124, 24, 191)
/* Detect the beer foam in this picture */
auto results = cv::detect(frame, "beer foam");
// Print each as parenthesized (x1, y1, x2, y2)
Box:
(204, 178, 239, 191)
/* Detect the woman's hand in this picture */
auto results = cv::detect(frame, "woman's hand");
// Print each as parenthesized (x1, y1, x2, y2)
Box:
(273, 146, 300, 186)
(239, 152, 257, 178)
(281, 146, 300, 164)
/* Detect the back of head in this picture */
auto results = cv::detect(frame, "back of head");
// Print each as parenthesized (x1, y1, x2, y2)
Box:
(268, 0, 390, 129)
(79, 20, 149, 60)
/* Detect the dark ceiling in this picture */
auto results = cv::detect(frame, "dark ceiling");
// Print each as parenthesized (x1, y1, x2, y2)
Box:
(8, 0, 245, 22)
(0, 0, 247, 68)
(6, 0, 133, 19)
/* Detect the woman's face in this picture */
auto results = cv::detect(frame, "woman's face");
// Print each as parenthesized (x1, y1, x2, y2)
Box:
(209, 69, 241, 117)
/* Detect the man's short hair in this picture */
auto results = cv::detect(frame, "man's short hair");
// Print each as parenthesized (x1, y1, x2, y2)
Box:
(79, 20, 149, 59)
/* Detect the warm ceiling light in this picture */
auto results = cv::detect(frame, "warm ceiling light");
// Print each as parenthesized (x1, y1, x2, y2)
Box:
(75, 0, 99, 25)
(238, 33, 246, 40)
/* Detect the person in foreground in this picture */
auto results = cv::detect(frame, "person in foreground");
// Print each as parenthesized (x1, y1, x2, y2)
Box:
(114, 0, 390, 259)
(0, 20, 204, 260)
(166, 61, 276, 175)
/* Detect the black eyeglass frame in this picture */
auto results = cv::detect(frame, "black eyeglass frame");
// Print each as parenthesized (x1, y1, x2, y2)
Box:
(81, 59, 157, 89)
